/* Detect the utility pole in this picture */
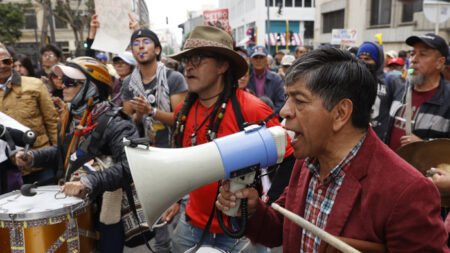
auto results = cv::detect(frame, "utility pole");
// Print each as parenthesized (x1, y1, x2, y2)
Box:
(266, 0, 271, 55)
(48, 0, 56, 44)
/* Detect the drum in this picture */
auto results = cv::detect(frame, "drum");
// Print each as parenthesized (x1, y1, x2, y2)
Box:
(186, 245, 227, 253)
(396, 139, 450, 207)
(0, 185, 96, 253)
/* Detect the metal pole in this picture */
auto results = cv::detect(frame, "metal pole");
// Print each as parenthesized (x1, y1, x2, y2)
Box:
(267, 0, 271, 55)
(435, 3, 440, 34)
(48, 1, 56, 44)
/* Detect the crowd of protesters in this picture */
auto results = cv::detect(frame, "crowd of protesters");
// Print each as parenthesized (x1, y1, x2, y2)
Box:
(0, 10, 449, 253)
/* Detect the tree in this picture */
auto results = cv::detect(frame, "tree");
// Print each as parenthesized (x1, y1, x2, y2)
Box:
(53, 0, 95, 56)
(162, 45, 174, 56)
(0, 1, 26, 44)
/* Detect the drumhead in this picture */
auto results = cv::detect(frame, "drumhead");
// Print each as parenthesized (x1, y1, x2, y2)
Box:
(190, 246, 227, 253)
(0, 185, 87, 221)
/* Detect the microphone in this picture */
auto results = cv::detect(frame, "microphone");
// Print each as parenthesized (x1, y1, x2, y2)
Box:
(20, 183, 38, 196)
(0, 124, 27, 146)
(22, 130, 37, 160)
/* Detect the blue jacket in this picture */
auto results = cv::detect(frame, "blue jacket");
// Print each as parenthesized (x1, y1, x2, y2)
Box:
(247, 68, 286, 114)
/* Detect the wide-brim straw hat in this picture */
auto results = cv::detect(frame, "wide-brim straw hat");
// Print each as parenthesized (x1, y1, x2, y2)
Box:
(170, 26, 248, 79)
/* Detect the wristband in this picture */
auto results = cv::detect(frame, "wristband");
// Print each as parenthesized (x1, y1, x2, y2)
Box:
(149, 107, 157, 117)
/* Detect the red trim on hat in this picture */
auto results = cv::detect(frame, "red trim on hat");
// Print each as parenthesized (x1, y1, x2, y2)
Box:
(184, 38, 231, 50)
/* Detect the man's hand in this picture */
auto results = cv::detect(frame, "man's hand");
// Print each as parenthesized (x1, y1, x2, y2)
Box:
(161, 202, 180, 223)
(15, 151, 32, 167)
(89, 14, 99, 39)
(216, 180, 260, 217)
(52, 96, 66, 115)
(62, 181, 86, 198)
(400, 134, 422, 147)
(428, 168, 450, 193)
(130, 94, 152, 116)
(129, 13, 140, 31)
(41, 76, 49, 85)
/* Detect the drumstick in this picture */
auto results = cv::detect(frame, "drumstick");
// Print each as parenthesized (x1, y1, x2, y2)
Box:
(271, 203, 361, 253)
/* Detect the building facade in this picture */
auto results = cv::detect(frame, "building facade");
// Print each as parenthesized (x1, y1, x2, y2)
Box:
(315, 0, 450, 51)
(219, 0, 315, 55)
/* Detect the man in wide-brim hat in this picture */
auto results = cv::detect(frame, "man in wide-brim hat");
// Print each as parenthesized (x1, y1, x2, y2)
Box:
(162, 25, 295, 253)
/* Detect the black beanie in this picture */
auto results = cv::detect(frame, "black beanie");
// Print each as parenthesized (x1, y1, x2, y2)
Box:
(130, 28, 161, 49)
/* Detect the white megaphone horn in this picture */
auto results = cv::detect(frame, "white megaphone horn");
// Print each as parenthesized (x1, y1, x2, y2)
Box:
(124, 125, 287, 229)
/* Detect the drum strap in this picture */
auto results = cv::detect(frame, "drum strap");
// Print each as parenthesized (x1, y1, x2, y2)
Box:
(231, 91, 277, 131)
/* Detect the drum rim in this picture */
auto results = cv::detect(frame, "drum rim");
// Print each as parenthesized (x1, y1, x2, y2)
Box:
(0, 185, 88, 221)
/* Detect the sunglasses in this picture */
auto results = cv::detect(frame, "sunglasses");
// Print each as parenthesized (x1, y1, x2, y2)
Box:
(180, 54, 215, 67)
(1, 58, 12, 65)
(62, 76, 84, 87)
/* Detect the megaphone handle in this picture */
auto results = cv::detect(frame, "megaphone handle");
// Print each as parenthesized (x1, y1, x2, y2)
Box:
(22, 144, 30, 160)
(223, 172, 256, 217)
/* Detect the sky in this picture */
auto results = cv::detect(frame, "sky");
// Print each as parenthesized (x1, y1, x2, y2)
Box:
(145, 0, 219, 44)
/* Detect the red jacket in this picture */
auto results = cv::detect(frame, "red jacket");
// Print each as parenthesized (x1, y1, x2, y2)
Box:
(246, 128, 449, 253)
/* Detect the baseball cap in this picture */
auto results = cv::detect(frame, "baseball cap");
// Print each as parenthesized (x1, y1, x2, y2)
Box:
(406, 33, 448, 58)
(387, 57, 405, 67)
(96, 52, 108, 61)
(113, 51, 137, 66)
(250, 45, 268, 58)
(54, 64, 86, 80)
(281, 55, 295, 66)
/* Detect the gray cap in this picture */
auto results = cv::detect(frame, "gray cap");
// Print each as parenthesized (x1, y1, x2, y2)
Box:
(112, 51, 137, 66)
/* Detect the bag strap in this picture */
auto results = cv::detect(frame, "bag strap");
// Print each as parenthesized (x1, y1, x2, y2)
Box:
(231, 91, 246, 131)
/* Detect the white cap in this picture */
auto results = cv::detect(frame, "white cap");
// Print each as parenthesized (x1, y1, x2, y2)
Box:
(113, 51, 137, 66)
(281, 55, 295, 66)
(54, 65, 86, 80)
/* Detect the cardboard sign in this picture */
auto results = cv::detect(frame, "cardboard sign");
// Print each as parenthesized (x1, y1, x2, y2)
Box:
(203, 9, 231, 34)
(91, 0, 133, 54)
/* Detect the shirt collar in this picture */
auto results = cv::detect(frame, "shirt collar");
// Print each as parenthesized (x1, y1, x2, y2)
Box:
(305, 132, 367, 184)
(0, 74, 13, 90)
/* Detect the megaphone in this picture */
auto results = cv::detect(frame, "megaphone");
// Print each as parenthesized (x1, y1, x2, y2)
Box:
(124, 125, 287, 229)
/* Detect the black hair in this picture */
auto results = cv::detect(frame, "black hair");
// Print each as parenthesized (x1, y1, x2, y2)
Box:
(40, 44, 62, 59)
(398, 50, 407, 58)
(285, 47, 376, 129)
(14, 54, 35, 77)
(172, 55, 238, 147)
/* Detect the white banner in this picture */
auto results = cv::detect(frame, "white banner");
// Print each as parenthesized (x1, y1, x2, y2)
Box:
(0, 112, 29, 162)
(91, 0, 133, 54)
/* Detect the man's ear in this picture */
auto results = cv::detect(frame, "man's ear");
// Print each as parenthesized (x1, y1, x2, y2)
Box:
(218, 60, 230, 75)
(331, 98, 353, 132)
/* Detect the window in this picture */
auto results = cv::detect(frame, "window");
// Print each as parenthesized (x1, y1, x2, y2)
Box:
(305, 0, 312, 7)
(54, 16, 68, 29)
(265, 0, 274, 7)
(304, 21, 314, 39)
(370, 0, 392, 26)
(295, 0, 302, 7)
(275, 0, 283, 7)
(402, 0, 423, 22)
(285, 0, 293, 7)
(24, 9, 37, 29)
(322, 9, 344, 33)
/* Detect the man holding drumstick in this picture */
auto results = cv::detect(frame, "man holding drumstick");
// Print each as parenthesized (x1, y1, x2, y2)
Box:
(216, 47, 448, 252)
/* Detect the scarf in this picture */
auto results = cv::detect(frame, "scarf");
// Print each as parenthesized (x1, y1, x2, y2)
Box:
(128, 62, 171, 141)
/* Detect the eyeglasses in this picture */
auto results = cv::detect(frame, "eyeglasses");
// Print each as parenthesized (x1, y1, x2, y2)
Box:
(43, 54, 56, 59)
(62, 76, 84, 87)
(181, 54, 215, 67)
(0, 58, 12, 65)
(133, 39, 152, 47)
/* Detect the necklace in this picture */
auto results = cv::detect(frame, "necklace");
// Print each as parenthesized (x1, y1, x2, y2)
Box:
(190, 101, 217, 146)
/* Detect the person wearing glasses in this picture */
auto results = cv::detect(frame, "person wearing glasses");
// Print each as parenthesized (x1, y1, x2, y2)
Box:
(35, 44, 63, 88)
(0, 45, 58, 184)
(165, 25, 295, 253)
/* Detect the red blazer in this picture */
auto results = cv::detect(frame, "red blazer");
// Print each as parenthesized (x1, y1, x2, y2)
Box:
(246, 128, 449, 253)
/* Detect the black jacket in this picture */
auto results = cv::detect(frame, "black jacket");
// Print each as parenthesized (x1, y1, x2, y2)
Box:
(32, 105, 138, 198)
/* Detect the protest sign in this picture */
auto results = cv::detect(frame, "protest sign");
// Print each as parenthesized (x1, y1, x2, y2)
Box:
(331, 29, 357, 45)
(203, 9, 231, 34)
(91, 0, 133, 54)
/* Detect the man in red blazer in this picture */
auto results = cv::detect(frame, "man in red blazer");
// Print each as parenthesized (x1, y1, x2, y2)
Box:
(217, 47, 448, 252)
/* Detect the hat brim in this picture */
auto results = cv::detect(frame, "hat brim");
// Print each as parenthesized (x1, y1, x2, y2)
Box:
(54, 65, 86, 80)
(251, 52, 267, 58)
(406, 36, 437, 50)
(169, 47, 248, 79)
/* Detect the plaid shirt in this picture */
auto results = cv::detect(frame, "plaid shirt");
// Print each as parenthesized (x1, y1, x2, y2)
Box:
(300, 134, 366, 253)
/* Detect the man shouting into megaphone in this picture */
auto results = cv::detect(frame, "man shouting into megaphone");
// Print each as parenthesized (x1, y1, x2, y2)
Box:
(216, 47, 448, 252)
